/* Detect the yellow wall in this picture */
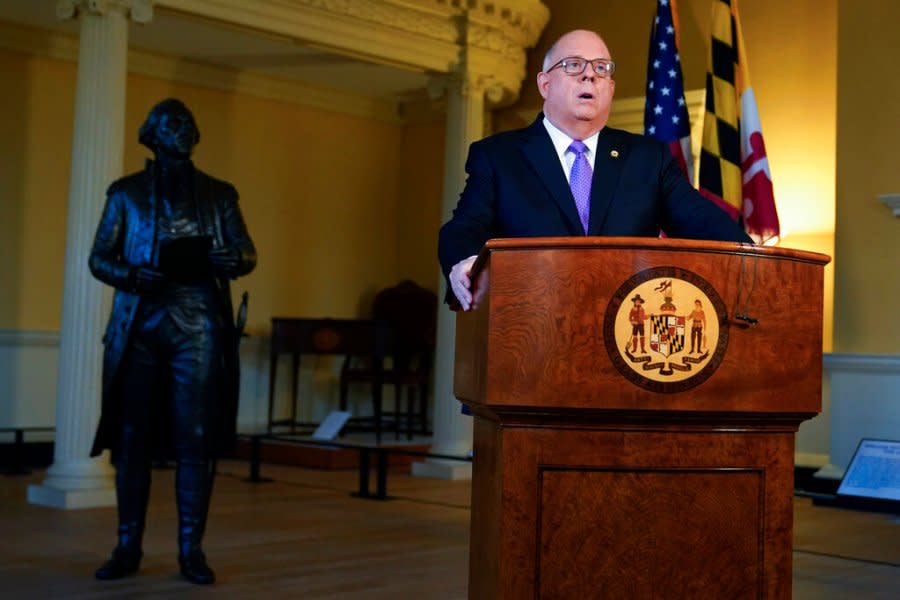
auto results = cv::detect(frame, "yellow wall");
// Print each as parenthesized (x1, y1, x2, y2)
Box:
(0, 43, 448, 335)
(834, 1, 900, 353)
(397, 121, 446, 289)
(498, 0, 837, 350)
(0, 49, 74, 332)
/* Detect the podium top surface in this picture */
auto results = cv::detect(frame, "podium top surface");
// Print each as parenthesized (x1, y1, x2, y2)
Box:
(473, 237, 830, 273)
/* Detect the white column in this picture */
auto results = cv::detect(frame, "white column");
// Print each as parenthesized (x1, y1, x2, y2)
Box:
(29, 0, 153, 509)
(412, 74, 491, 480)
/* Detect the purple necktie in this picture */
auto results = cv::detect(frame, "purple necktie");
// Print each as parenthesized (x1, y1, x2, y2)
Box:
(568, 140, 592, 234)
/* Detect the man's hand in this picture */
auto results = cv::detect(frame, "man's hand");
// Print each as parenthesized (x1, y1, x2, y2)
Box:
(208, 247, 240, 277)
(449, 255, 478, 311)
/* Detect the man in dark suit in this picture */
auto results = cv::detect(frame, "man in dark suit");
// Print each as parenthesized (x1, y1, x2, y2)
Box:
(439, 29, 752, 310)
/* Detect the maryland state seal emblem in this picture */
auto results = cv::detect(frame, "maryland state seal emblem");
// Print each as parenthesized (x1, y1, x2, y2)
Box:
(604, 267, 729, 393)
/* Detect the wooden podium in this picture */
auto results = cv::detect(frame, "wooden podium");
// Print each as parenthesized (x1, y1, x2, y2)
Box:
(454, 237, 830, 600)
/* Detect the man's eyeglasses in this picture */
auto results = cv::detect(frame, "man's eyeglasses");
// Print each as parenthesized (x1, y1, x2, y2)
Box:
(546, 56, 616, 78)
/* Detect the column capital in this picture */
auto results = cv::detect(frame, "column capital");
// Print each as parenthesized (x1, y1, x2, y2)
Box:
(57, 0, 154, 24)
(426, 72, 506, 107)
(452, 1, 548, 107)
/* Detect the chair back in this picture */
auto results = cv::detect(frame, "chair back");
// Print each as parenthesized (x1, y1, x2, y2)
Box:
(372, 280, 437, 368)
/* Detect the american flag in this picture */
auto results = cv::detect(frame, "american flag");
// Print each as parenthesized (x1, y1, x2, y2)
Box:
(644, 0, 693, 183)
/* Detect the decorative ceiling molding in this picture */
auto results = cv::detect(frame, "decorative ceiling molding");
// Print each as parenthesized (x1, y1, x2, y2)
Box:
(0, 20, 401, 123)
(459, 0, 550, 48)
(157, 0, 549, 104)
(158, 0, 457, 72)
(4, 0, 550, 120)
(56, 0, 154, 23)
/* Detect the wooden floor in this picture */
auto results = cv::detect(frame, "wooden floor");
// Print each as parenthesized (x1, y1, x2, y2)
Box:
(2, 461, 899, 599)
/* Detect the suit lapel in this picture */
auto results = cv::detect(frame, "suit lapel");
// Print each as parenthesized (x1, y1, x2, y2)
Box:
(588, 127, 628, 234)
(520, 117, 582, 234)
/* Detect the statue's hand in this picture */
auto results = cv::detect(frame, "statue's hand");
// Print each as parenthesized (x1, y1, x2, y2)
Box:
(131, 266, 166, 294)
(208, 247, 240, 277)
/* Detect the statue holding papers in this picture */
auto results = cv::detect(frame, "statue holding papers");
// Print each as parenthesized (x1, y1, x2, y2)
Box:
(87, 98, 256, 585)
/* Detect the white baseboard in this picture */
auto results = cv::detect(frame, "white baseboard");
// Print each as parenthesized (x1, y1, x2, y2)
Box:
(0, 330, 59, 429)
(795, 452, 830, 468)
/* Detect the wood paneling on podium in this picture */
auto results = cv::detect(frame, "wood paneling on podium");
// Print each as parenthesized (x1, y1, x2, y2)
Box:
(454, 237, 830, 600)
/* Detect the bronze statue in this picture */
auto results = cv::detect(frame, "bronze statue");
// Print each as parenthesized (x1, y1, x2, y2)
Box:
(88, 98, 256, 585)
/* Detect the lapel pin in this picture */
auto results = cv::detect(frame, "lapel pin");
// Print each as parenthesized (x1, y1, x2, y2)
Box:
(610, 150, 619, 158)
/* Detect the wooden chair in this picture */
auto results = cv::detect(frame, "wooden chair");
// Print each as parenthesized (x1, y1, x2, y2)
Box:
(339, 280, 437, 439)
(267, 318, 392, 441)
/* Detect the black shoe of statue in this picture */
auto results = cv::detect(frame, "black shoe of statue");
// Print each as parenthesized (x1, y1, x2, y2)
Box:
(179, 549, 215, 585)
(95, 547, 142, 580)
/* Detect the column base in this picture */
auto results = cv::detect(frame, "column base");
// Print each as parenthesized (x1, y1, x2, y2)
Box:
(27, 456, 115, 509)
(411, 458, 472, 480)
(27, 483, 115, 509)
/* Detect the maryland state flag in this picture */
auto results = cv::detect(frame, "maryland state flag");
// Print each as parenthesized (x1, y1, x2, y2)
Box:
(699, 0, 780, 243)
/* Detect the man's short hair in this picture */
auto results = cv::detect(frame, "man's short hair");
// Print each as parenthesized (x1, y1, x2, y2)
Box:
(542, 41, 558, 72)
(138, 98, 200, 150)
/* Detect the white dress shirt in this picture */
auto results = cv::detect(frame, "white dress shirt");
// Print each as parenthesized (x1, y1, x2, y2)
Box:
(542, 116, 599, 183)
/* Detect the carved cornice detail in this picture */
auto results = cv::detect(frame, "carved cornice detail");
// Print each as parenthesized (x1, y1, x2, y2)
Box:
(294, 0, 458, 42)
(467, 21, 517, 56)
(57, 0, 154, 23)
(452, 0, 548, 48)
(158, 0, 548, 103)
(170, 0, 549, 47)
